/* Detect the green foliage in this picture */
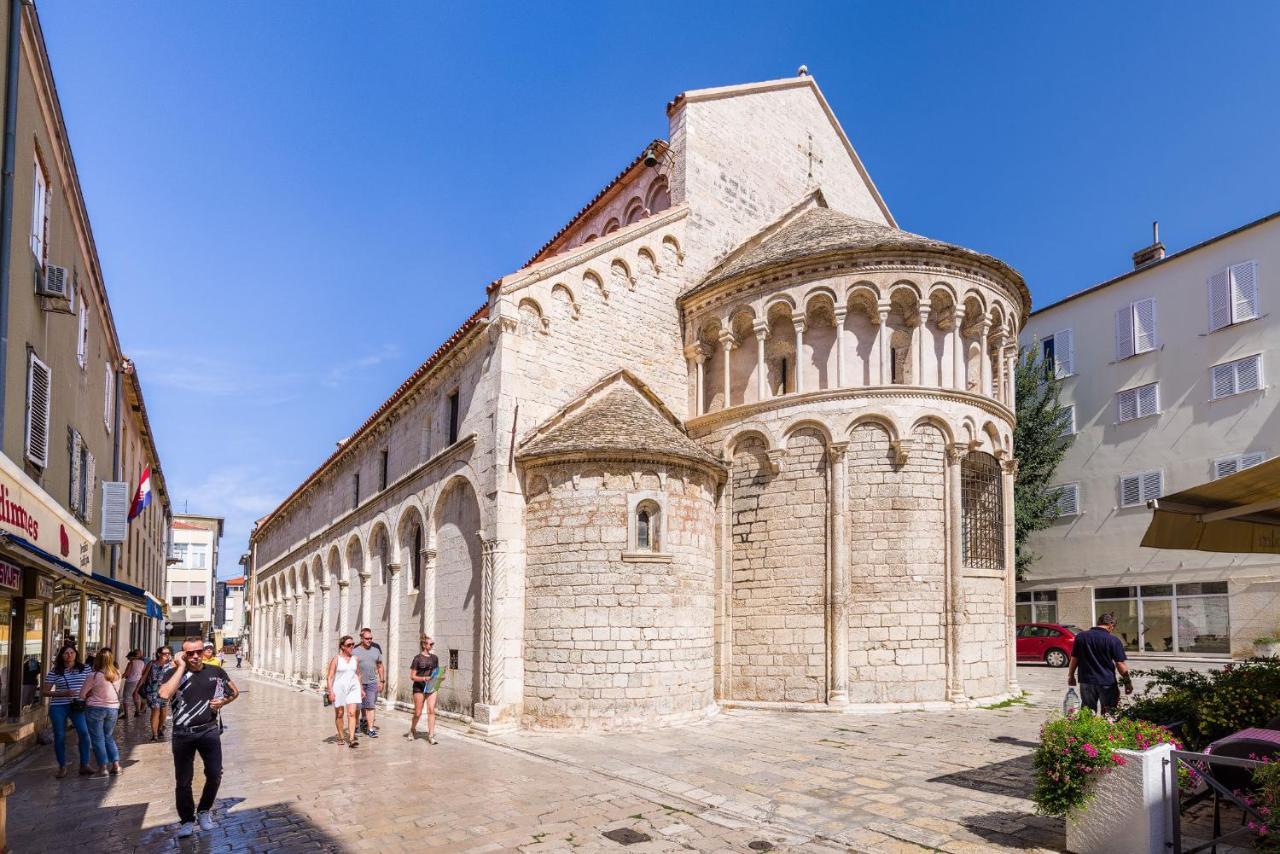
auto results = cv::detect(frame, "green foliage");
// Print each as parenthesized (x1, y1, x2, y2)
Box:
(1118, 658, 1280, 750)
(1249, 760, 1280, 851)
(1013, 346, 1075, 581)
(1032, 709, 1181, 817)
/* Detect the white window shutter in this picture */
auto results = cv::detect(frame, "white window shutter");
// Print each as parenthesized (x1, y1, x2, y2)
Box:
(25, 354, 51, 468)
(1133, 298, 1157, 353)
(1115, 306, 1134, 360)
(1211, 363, 1235, 399)
(1136, 383, 1159, 417)
(1236, 354, 1261, 392)
(1058, 330, 1074, 376)
(1120, 475, 1141, 506)
(1230, 261, 1259, 323)
(1208, 269, 1231, 332)
(1242, 451, 1266, 470)
(101, 481, 129, 544)
(103, 364, 114, 433)
(1117, 388, 1137, 422)
(84, 452, 96, 518)
(76, 305, 88, 368)
(1060, 404, 1076, 436)
(68, 429, 82, 512)
(1055, 484, 1079, 516)
(1215, 456, 1239, 479)
(1141, 470, 1163, 500)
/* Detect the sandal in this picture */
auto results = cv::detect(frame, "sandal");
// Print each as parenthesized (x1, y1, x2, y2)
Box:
(349, 737, 358, 749)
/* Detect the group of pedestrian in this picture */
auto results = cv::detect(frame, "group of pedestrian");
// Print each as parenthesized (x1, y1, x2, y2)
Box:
(41, 643, 128, 778)
(325, 628, 440, 748)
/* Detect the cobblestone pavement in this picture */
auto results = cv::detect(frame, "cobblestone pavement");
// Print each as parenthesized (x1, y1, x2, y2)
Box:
(4, 662, 1223, 853)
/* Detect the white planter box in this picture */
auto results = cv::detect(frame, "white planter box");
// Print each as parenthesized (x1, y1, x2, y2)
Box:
(1066, 743, 1173, 854)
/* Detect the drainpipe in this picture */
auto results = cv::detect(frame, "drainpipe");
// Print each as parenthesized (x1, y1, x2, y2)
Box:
(108, 362, 123, 577)
(0, 0, 25, 428)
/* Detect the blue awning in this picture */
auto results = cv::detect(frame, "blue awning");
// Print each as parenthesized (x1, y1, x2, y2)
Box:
(91, 572, 145, 599)
(1, 533, 153, 611)
(0, 532, 86, 579)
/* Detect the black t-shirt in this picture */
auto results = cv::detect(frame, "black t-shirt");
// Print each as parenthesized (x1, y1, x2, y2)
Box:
(1070, 627, 1127, 687)
(172, 664, 230, 730)
(411, 653, 438, 680)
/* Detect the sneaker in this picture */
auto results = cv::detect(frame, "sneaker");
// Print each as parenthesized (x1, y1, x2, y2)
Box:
(427, 734, 438, 745)
(367, 727, 379, 738)
(55, 765, 68, 779)
(177, 822, 195, 839)
(197, 811, 215, 831)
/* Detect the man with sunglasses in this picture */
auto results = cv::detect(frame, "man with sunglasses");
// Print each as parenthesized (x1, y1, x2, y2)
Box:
(159, 637, 239, 839)
(351, 628, 384, 738)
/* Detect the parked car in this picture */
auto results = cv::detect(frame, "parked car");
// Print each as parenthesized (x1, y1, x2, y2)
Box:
(1016, 623, 1081, 667)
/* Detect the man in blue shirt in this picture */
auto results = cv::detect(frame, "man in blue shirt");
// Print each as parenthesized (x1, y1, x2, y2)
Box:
(1067, 613, 1132, 714)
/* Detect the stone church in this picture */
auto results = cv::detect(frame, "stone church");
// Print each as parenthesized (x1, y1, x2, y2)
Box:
(249, 72, 1028, 732)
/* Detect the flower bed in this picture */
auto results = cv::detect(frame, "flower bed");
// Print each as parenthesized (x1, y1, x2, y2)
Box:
(1032, 710, 1182, 817)
(1119, 658, 1280, 750)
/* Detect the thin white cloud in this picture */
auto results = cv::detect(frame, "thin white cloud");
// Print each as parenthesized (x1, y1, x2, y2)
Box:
(322, 344, 400, 388)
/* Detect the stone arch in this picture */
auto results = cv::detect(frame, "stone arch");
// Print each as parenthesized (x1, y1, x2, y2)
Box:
(549, 283, 579, 323)
(431, 474, 484, 715)
(636, 246, 658, 280)
(887, 279, 923, 302)
(368, 520, 393, 581)
(888, 287, 921, 385)
(609, 258, 633, 293)
(661, 235, 682, 268)
(910, 414, 956, 447)
(929, 286, 959, 388)
(582, 269, 606, 300)
(698, 318, 725, 413)
(722, 424, 778, 459)
(803, 292, 838, 390)
(845, 286, 879, 386)
(927, 280, 959, 304)
(981, 421, 1005, 456)
(781, 417, 834, 447)
(343, 533, 363, 583)
(517, 298, 547, 336)
(845, 412, 902, 447)
(728, 308, 757, 406)
(645, 174, 671, 213)
(397, 501, 428, 593)
(624, 196, 645, 225)
(602, 217, 620, 235)
(764, 300, 796, 396)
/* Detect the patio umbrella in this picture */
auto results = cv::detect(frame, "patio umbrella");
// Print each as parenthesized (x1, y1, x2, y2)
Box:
(1143, 456, 1280, 553)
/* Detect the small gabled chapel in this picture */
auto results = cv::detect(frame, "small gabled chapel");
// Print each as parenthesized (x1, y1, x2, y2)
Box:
(250, 71, 1028, 731)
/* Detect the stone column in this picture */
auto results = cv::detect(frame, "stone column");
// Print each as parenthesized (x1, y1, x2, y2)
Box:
(288, 594, 300, 683)
(876, 304, 892, 385)
(319, 582, 331, 666)
(951, 314, 965, 391)
(338, 578, 351, 638)
(1006, 348, 1018, 410)
(420, 548, 437, 637)
(694, 345, 707, 416)
(946, 446, 965, 701)
(359, 571, 372, 634)
(474, 535, 508, 731)
(386, 562, 402, 701)
(979, 319, 992, 397)
(753, 321, 768, 401)
(305, 586, 317, 685)
(791, 313, 806, 394)
(990, 332, 1006, 404)
(833, 308, 847, 387)
(828, 441, 850, 706)
(719, 333, 734, 409)
(1001, 459, 1020, 693)
(268, 602, 278, 674)
(916, 305, 933, 387)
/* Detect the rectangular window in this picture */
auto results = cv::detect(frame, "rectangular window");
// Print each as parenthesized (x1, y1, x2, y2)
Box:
(191, 595, 205, 607)
(1116, 382, 1159, 422)
(1016, 590, 1059, 625)
(172, 596, 187, 607)
(30, 156, 48, 262)
(1213, 451, 1266, 480)
(1208, 261, 1259, 332)
(1210, 354, 1262, 400)
(379, 449, 389, 491)
(1059, 404, 1076, 437)
(1042, 330, 1074, 378)
(1052, 483, 1080, 517)
(447, 390, 460, 445)
(1119, 470, 1162, 507)
(24, 353, 52, 468)
(1115, 298, 1157, 359)
(172, 542, 189, 563)
(352, 472, 360, 510)
(104, 363, 115, 433)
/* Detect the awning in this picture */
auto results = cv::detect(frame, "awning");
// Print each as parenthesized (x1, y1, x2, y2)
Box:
(144, 591, 166, 619)
(0, 533, 161, 611)
(91, 572, 148, 611)
(1143, 457, 1280, 554)
(0, 532, 88, 581)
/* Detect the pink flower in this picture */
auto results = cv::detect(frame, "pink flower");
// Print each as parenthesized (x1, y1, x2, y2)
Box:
(1114, 755, 1128, 766)
(1082, 743, 1099, 759)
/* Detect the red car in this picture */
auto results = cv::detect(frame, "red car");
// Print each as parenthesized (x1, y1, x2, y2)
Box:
(1016, 623, 1081, 668)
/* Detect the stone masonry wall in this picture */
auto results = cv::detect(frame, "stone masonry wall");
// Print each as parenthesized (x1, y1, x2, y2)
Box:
(522, 462, 716, 730)
(729, 430, 828, 703)
(958, 575, 1007, 698)
(846, 422, 947, 703)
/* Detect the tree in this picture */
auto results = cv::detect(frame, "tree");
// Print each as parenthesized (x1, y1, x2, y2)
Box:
(1013, 345, 1075, 581)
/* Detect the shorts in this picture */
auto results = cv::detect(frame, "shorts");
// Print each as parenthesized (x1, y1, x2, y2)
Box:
(148, 694, 169, 710)
(412, 681, 436, 695)
(1080, 683, 1121, 713)
(361, 683, 379, 710)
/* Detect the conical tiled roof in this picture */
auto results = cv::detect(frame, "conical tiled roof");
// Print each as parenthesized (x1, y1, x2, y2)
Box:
(692, 206, 1029, 309)
(518, 386, 718, 466)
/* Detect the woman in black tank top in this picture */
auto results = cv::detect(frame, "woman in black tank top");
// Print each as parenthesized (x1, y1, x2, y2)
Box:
(407, 635, 441, 744)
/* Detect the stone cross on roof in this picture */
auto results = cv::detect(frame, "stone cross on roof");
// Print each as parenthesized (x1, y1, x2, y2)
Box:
(798, 132, 823, 182)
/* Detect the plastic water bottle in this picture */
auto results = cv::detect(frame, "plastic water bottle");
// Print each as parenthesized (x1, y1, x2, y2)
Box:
(1063, 686, 1081, 715)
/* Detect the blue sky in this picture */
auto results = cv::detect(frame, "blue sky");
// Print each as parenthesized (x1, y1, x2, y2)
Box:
(35, 2, 1280, 577)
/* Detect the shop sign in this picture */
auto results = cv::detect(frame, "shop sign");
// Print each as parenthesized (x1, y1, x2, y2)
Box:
(23, 572, 54, 601)
(0, 559, 19, 593)
(0, 454, 95, 570)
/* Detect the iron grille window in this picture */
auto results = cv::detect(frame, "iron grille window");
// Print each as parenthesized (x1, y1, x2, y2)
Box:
(961, 451, 1004, 570)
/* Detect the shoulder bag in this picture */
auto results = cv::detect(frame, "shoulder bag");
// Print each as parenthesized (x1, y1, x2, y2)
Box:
(63, 672, 87, 713)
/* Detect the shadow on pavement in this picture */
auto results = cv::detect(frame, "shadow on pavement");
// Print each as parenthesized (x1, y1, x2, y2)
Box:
(959, 809, 1065, 851)
(927, 752, 1037, 798)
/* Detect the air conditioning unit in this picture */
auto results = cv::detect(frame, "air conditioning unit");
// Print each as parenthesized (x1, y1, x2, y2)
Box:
(37, 263, 71, 300)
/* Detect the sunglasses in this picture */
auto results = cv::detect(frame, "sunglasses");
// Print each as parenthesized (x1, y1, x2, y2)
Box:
(342, 642, 355, 648)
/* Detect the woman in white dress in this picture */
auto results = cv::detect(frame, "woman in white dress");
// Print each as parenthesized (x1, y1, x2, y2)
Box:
(326, 635, 362, 748)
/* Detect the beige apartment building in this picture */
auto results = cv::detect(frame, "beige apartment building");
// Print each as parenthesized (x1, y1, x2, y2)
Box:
(167, 514, 224, 646)
(0, 2, 172, 764)
(1020, 212, 1280, 659)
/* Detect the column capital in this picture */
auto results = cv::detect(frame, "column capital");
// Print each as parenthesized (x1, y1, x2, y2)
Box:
(685, 342, 709, 363)
(752, 320, 769, 339)
(791, 312, 807, 331)
(358, 570, 371, 582)
(889, 438, 912, 466)
(1000, 457, 1020, 476)
(420, 547, 437, 561)
(916, 303, 932, 323)
(319, 582, 331, 592)
(828, 441, 849, 463)
(946, 444, 968, 466)
(337, 578, 350, 589)
(765, 448, 788, 475)
(477, 533, 505, 555)
(386, 562, 402, 576)
(978, 317, 993, 335)
(832, 306, 848, 322)
(718, 332, 736, 351)
(876, 303, 892, 324)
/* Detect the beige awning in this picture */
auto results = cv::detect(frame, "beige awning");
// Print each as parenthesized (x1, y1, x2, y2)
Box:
(1143, 457, 1280, 554)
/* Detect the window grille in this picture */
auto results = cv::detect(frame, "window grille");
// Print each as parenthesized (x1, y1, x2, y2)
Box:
(961, 451, 1004, 569)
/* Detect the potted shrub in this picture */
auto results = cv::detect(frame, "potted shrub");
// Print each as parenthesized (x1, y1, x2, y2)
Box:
(1256, 634, 1280, 659)
(1120, 658, 1280, 750)
(1033, 711, 1182, 854)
